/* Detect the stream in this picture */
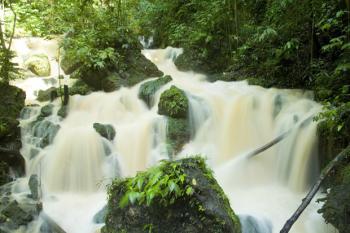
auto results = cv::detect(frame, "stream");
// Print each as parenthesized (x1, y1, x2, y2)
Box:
(7, 37, 336, 233)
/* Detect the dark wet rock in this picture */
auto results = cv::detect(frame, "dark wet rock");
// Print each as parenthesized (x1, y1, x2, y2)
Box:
(93, 206, 107, 224)
(39, 104, 54, 118)
(0, 183, 42, 231)
(93, 123, 116, 141)
(29, 148, 40, 160)
(158, 86, 189, 119)
(0, 162, 11, 186)
(166, 118, 190, 157)
(32, 120, 60, 148)
(139, 75, 172, 108)
(0, 118, 20, 139)
(239, 215, 272, 233)
(69, 79, 93, 96)
(28, 175, 39, 200)
(0, 83, 25, 183)
(57, 106, 68, 119)
(102, 157, 241, 233)
(37, 87, 58, 102)
(78, 50, 163, 92)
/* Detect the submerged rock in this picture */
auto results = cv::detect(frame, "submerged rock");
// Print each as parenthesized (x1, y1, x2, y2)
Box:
(93, 206, 107, 224)
(32, 120, 60, 148)
(0, 183, 41, 231)
(166, 118, 190, 156)
(102, 157, 241, 233)
(138, 75, 172, 108)
(24, 54, 51, 77)
(28, 174, 39, 200)
(57, 106, 68, 119)
(158, 85, 189, 119)
(93, 123, 116, 141)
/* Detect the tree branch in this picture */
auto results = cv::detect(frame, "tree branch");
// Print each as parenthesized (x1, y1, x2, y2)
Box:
(280, 145, 350, 233)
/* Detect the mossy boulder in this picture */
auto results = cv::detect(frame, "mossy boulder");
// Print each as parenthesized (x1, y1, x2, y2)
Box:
(102, 157, 241, 233)
(166, 118, 190, 156)
(0, 83, 25, 119)
(76, 50, 163, 92)
(139, 75, 172, 108)
(93, 123, 116, 141)
(60, 52, 81, 75)
(37, 87, 58, 102)
(174, 48, 228, 75)
(24, 54, 51, 77)
(158, 86, 189, 119)
(70, 79, 94, 95)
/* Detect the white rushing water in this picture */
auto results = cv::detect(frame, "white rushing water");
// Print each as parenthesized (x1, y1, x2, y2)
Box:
(10, 38, 336, 233)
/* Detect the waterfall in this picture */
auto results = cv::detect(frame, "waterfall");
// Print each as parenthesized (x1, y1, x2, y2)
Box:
(10, 39, 334, 233)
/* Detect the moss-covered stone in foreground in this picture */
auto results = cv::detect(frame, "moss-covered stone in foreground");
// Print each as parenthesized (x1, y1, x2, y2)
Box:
(102, 157, 241, 233)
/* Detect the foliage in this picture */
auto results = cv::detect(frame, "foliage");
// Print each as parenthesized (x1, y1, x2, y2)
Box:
(116, 159, 194, 208)
(0, 50, 20, 83)
(104, 157, 241, 233)
(158, 85, 189, 119)
(318, 163, 350, 233)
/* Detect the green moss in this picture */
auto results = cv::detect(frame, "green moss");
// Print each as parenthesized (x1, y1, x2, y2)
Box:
(103, 157, 241, 233)
(69, 79, 94, 96)
(158, 86, 189, 119)
(139, 75, 172, 108)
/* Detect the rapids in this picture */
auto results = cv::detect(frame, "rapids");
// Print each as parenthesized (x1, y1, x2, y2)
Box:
(8, 37, 335, 233)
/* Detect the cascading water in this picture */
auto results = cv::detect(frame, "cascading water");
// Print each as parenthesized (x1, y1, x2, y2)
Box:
(9, 38, 336, 233)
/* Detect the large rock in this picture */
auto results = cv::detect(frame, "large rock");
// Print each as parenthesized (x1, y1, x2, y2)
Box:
(139, 75, 172, 108)
(60, 52, 81, 75)
(93, 123, 116, 141)
(78, 50, 163, 92)
(158, 86, 189, 119)
(24, 54, 51, 77)
(102, 157, 241, 233)
(32, 120, 60, 148)
(0, 83, 25, 181)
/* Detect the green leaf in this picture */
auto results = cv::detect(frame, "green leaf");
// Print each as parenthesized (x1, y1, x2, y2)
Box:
(186, 186, 194, 196)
